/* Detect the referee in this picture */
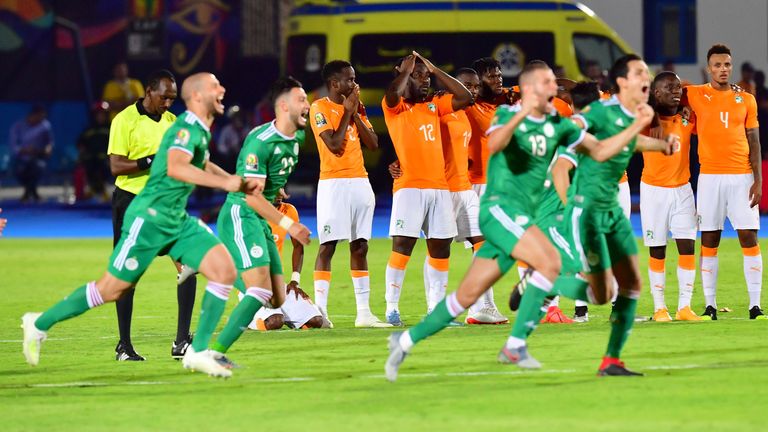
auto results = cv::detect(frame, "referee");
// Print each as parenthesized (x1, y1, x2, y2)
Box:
(107, 69, 196, 361)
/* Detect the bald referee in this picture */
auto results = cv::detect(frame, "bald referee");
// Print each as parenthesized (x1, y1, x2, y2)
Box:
(108, 69, 195, 361)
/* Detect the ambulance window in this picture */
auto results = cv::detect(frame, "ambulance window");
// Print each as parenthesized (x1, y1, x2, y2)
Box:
(286, 35, 326, 90)
(573, 33, 627, 76)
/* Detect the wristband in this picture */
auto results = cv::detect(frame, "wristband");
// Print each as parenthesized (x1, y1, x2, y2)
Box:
(291, 271, 301, 284)
(279, 215, 294, 230)
(136, 155, 154, 170)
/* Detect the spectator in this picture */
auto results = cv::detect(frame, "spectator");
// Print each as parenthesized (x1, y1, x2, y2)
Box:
(9, 105, 53, 203)
(215, 105, 250, 173)
(76, 101, 112, 201)
(754, 70, 768, 158)
(553, 64, 567, 79)
(102, 61, 144, 119)
(737, 61, 756, 95)
(584, 59, 608, 91)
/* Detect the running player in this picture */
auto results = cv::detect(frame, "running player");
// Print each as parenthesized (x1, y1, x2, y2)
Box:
(309, 60, 389, 328)
(209, 77, 312, 366)
(683, 44, 765, 320)
(384, 62, 657, 382)
(22, 73, 249, 378)
(640, 72, 700, 321)
(382, 52, 472, 326)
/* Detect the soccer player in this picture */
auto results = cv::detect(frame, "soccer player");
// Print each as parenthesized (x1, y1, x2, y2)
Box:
(251, 190, 328, 331)
(107, 69, 198, 361)
(309, 60, 389, 328)
(22, 72, 249, 377)
(683, 44, 764, 320)
(562, 54, 679, 375)
(209, 77, 312, 365)
(640, 72, 700, 321)
(382, 52, 473, 326)
(384, 62, 657, 382)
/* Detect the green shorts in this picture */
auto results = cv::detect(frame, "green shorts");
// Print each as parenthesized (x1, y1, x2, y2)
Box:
(537, 213, 582, 276)
(564, 203, 637, 274)
(217, 201, 282, 279)
(108, 213, 221, 283)
(476, 200, 534, 274)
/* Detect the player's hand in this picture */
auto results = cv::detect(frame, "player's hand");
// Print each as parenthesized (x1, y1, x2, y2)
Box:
(222, 175, 245, 193)
(663, 134, 680, 155)
(279, 188, 290, 200)
(634, 103, 654, 127)
(342, 84, 360, 114)
(357, 101, 367, 117)
(287, 282, 311, 300)
(520, 90, 543, 114)
(680, 106, 692, 122)
(242, 178, 264, 195)
(388, 160, 402, 179)
(506, 90, 521, 106)
(749, 180, 762, 208)
(289, 222, 311, 245)
(396, 55, 416, 75)
(412, 51, 435, 73)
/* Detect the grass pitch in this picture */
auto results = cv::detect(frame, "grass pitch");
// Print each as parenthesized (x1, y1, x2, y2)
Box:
(1, 238, 767, 431)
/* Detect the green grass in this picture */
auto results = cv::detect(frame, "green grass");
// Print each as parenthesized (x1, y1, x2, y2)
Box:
(1, 238, 767, 431)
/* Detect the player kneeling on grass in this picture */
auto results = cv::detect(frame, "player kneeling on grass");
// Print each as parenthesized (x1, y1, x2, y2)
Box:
(252, 283, 329, 330)
(384, 61, 660, 382)
(206, 77, 312, 369)
(22, 73, 256, 378)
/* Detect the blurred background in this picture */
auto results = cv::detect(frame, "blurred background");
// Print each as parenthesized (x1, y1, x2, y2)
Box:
(2, 0, 768, 237)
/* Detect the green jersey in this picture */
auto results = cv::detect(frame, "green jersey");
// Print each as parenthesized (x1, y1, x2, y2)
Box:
(537, 146, 579, 221)
(484, 104, 585, 214)
(570, 96, 637, 210)
(128, 111, 211, 226)
(226, 120, 304, 207)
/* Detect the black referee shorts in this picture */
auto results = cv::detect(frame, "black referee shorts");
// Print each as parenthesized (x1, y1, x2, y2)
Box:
(112, 187, 137, 246)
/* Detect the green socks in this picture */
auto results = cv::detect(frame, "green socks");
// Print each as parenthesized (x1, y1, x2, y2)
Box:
(606, 295, 638, 358)
(211, 295, 264, 354)
(408, 293, 465, 345)
(191, 282, 233, 352)
(35, 283, 102, 331)
(510, 283, 549, 339)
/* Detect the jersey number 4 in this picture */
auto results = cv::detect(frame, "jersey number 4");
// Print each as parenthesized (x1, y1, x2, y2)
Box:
(529, 135, 547, 156)
(720, 111, 729, 129)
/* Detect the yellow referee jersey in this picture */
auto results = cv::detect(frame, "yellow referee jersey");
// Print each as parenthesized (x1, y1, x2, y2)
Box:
(107, 100, 176, 194)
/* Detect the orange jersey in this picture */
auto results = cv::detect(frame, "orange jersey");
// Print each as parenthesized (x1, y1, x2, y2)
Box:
(686, 84, 758, 174)
(267, 202, 299, 254)
(553, 97, 573, 117)
(309, 97, 372, 180)
(440, 108, 472, 192)
(382, 94, 454, 192)
(465, 90, 511, 184)
(641, 114, 696, 187)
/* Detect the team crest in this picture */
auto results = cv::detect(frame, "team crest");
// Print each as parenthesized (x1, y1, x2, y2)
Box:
(245, 153, 258, 170)
(125, 257, 139, 271)
(250, 245, 264, 258)
(682, 117, 689, 126)
(587, 251, 600, 267)
(427, 103, 436, 112)
(323, 225, 331, 234)
(735, 95, 743, 104)
(515, 215, 529, 226)
(314, 112, 327, 127)
(646, 230, 654, 240)
(396, 219, 405, 229)
(543, 123, 555, 137)
(174, 129, 190, 146)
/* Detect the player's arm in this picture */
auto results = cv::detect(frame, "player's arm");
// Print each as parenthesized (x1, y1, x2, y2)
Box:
(384, 55, 415, 108)
(747, 127, 762, 207)
(107, 116, 154, 175)
(317, 95, 356, 156)
(166, 148, 243, 192)
(487, 106, 531, 154)
(552, 156, 576, 205)
(354, 104, 378, 150)
(575, 104, 669, 161)
(413, 51, 472, 111)
(204, 160, 231, 177)
(289, 236, 304, 281)
(635, 134, 679, 153)
(244, 186, 311, 245)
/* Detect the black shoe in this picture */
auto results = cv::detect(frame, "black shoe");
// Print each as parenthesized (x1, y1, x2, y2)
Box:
(171, 334, 193, 360)
(115, 341, 145, 361)
(702, 305, 718, 321)
(749, 306, 767, 320)
(598, 363, 644, 376)
(574, 305, 589, 322)
(509, 268, 534, 312)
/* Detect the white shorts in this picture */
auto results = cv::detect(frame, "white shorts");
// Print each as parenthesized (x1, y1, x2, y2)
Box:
(389, 188, 458, 239)
(472, 183, 487, 197)
(640, 182, 697, 247)
(697, 173, 760, 231)
(452, 190, 481, 240)
(252, 289, 322, 329)
(316, 178, 375, 243)
(618, 181, 631, 218)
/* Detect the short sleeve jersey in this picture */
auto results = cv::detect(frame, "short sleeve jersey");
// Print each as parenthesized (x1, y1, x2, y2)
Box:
(107, 102, 176, 195)
(465, 89, 512, 185)
(267, 202, 300, 253)
(382, 94, 454, 192)
(570, 96, 638, 210)
(226, 120, 304, 209)
(128, 111, 210, 226)
(484, 105, 585, 214)
(439, 105, 472, 192)
(686, 84, 758, 174)
(309, 97, 371, 180)
(641, 113, 696, 187)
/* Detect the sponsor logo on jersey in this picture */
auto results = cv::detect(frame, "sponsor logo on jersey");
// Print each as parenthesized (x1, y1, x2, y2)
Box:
(543, 123, 555, 137)
(175, 128, 190, 146)
(703, 94, 712, 102)
(250, 245, 264, 258)
(519, 123, 527, 132)
(646, 230, 654, 240)
(615, 118, 624, 127)
(246, 153, 258, 170)
(323, 225, 331, 234)
(125, 257, 139, 271)
(314, 112, 327, 127)
(274, 147, 282, 155)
